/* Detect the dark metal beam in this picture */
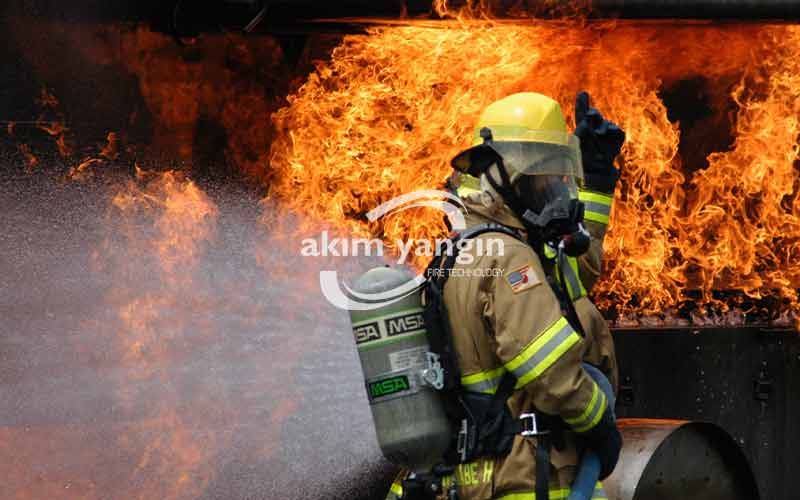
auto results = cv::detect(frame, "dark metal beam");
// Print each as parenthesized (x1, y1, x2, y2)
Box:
(589, 0, 800, 19)
(263, 0, 800, 24)
(5, 1, 800, 38)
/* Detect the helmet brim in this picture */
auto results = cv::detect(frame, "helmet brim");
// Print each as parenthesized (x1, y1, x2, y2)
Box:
(450, 143, 501, 177)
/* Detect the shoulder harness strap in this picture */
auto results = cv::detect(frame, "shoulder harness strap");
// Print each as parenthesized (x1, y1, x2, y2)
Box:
(423, 223, 523, 389)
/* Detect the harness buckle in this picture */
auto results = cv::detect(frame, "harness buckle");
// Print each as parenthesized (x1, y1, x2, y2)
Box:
(519, 413, 549, 437)
(421, 352, 445, 390)
(456, 419, 469, 462)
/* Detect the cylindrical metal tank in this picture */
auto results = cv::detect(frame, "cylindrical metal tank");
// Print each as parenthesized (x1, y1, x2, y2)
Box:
(604, 419, 759, 500)
(349, 266, 453, 472)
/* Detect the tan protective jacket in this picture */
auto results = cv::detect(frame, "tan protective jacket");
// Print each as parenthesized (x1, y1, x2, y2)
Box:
(387, 191, 617, 500)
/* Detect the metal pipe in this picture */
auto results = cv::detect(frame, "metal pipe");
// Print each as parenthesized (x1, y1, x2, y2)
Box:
(605, 419, 759, 500)
(589, 0, 800, 19)
(262, 0, 800, 23)
(5, 1, 800, 33)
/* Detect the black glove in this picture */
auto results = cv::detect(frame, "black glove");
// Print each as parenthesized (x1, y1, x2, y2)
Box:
(574, 91, 626, 194)
(580, 406, 622, 479)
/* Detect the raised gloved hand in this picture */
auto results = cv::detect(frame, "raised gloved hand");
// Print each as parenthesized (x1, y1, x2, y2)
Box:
(574, 92, 626, 194)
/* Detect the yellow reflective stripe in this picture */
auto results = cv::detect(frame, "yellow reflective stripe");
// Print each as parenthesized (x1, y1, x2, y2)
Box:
(461, 366, 507, 394)
(496, 488, 570, 500)
(569, 256, 586, 298)
(584, 210, 610, 225)
(579, 190, 613, 225)
(505, 317, 581, 389)
(472, 126, 571, 146)
(456, 173, 482, 197)
(457, 186, 482, 197)
(389, 481, 403, 497)
(565, 381, 608, 433)
(578, 391, 608, 432)
(565, 382, 598, 425)
(578, 190, 613, 205)
(496, 484, 605, 500)
(547, 245, 585, 300)
(559, 254, 586, 300)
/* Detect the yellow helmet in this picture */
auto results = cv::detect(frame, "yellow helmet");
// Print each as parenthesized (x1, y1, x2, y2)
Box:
(451, 92, 582, 187)
(469, 92, 571, 147)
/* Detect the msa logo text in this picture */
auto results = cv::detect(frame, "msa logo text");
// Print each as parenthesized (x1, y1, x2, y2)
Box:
(387, 312, 425, 337)
(368, 375, 410, 400)
(354, 322, 380, 344)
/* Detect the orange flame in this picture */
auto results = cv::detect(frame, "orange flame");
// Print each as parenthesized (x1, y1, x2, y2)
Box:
(94, 170, 221, 499)
(67, 132, 121, 181)
(109, 169, 219, 280)
(268, 20, 800, 322)
(17, 143, 39, 171)
(119, 27, 283, 179)
(35, 87, 73, 157)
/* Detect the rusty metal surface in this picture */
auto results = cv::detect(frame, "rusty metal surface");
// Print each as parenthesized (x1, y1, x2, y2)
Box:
(605, 419, 759, 500)
(605, 420, 680, 500)
(613, 328, 798, 500)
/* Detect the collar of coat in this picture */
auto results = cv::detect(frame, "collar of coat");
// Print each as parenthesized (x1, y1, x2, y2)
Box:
(460, 191, 527, 234)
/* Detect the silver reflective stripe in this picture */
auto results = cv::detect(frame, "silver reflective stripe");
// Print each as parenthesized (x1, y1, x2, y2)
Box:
(558, 252, 584, 300)
(510, 322, 574, 381)
(583, 200, 611, 218)
(593, 486, 609, 499)
(568, 384, 607, 432)
(462, 371, 505, 394)
(462, 366, 507, 394)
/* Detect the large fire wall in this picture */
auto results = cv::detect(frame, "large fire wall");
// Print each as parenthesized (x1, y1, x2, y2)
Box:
(3, 2, 800, 499)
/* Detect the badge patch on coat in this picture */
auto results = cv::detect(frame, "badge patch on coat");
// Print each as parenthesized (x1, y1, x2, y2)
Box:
(506, 264, 540, 293)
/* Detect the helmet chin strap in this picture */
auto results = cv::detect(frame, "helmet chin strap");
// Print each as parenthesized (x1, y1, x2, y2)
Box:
(483, 158, 549, 251)
(484, 157, 591, 260)
(474, 128, 587, 255)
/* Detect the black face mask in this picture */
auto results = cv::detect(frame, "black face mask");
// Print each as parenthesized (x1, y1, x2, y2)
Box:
(452, 146, 590, 256)
(515, 175, 586, 247)
(523, 197, 578, 238)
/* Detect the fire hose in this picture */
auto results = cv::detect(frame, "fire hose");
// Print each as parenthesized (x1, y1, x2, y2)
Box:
(567, 363, 617, 500)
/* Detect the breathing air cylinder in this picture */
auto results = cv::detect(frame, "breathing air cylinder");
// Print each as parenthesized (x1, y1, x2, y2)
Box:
(349, 266, 452, 471)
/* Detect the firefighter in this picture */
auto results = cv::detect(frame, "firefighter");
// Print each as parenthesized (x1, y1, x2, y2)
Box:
(387, 91, 625, 500)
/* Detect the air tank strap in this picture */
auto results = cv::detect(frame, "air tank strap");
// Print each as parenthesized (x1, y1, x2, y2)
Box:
(423, 222, 524, 393)
(537, 244, 586, 338)
(555, 244, 587, 338)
